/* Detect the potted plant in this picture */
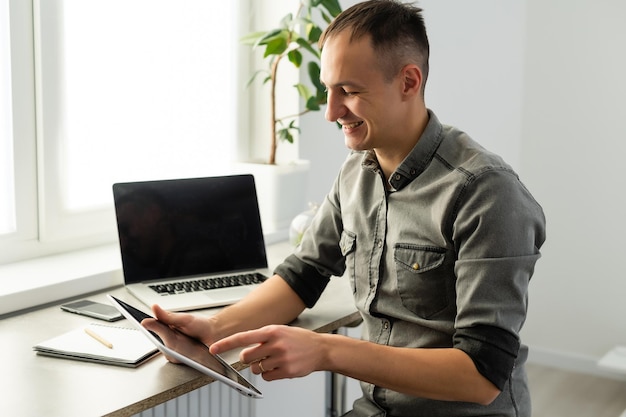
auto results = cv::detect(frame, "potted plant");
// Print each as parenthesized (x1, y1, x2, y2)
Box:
(241, 0, 342, 165)
(236, 0, 342, 237)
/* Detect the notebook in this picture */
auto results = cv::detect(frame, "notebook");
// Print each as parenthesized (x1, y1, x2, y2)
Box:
(112, 174, 270, 311)
(33, 323, 159, 368)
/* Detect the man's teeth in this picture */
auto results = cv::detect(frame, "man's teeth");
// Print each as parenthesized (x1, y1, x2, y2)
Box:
(343, 121, 363, 129)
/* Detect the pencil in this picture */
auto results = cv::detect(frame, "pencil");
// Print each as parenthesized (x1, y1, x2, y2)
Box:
(85, 327, 113, 349)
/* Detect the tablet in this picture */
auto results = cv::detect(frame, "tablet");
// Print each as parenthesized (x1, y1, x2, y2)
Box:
(107, 295, 262, 398)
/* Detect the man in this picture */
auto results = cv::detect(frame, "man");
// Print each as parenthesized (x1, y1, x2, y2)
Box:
(144, 1, 546, 416)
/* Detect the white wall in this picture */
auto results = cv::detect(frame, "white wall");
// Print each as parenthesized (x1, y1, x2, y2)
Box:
(422, 0, 526, 171)
(301, 0, 626, 376)
(519, 0, 626, 369)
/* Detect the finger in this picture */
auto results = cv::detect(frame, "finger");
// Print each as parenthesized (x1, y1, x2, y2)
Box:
(259, 368, 282, 381)
(239, 343, 273, 367)
(209, 328, 268, 355)
(254, 359, 293, 381)
(141, 318, 174, 343)
(151, 304, 187, 326)
(249, 358, 264, 375)
(151, 304, 168, 319)
(141, 317, 158, 331)
(244, 356, 271, 375)
(254, 356, 310, 382)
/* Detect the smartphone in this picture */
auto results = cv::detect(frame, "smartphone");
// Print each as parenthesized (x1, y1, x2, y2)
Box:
(60, 299, 124, 322)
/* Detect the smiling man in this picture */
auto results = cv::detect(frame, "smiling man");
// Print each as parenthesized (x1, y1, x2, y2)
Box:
(143, 2, 546, 416)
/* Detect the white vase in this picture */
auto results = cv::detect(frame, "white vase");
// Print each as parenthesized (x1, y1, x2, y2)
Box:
(289, 202, 319, 247)
(232, 160, 310, 239)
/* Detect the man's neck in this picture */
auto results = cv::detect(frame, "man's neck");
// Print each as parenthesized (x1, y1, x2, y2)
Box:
(375, 108, 429, 180)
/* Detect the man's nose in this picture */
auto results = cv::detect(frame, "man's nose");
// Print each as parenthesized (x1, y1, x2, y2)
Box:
(325, 90, 346, 123)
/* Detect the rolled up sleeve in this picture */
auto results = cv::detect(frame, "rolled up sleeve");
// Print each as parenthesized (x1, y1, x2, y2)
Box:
(452, 168, 546, 389)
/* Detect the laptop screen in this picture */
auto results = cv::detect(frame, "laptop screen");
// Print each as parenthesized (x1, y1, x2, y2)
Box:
(112, 175, 267, 284)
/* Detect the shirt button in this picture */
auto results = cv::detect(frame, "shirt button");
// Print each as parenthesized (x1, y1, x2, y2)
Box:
(383, 321, 389, 330)
(412, 262, 420, 270)
(377, 240, 383, 248)
(394, 174, 401, 181)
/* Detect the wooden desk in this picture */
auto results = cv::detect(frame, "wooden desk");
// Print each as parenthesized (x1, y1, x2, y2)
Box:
(0, 249, 360, 417)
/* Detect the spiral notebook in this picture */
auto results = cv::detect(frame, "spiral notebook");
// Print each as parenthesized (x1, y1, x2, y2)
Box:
(33, 323, 159, 367)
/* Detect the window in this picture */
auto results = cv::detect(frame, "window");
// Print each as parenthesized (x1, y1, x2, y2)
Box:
(0, 0, 38, 265)
(0, 0, 14, 236)
(1, 0, 243, 264)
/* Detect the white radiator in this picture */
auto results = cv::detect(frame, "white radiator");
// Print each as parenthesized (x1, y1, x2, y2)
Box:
(132, 327, 359, 417)
(134, 369, 256, 417)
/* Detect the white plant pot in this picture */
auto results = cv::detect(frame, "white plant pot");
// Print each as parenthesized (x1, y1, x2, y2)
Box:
(232, 160, 310, 238)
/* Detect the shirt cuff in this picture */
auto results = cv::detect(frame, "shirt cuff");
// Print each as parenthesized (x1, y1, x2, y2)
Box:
(274, 254, 330, 308)
(453, 325, 520, 390)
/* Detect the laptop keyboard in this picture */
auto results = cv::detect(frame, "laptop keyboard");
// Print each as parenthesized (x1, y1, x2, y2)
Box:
(149, 273, 267, 295)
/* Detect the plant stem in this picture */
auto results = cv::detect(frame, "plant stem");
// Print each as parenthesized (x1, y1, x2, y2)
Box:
(267, 2, 307, 165)
(269, 54, 280, 165)
(278, 108, 313, 123)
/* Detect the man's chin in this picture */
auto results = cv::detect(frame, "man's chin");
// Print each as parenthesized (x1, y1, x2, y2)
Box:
(344, 134, 370, 151)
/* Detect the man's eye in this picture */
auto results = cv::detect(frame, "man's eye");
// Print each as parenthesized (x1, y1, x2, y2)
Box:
(343, 89, 357, 96)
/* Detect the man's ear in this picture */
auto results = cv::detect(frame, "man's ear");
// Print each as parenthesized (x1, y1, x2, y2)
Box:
(400, 64, 423, 98)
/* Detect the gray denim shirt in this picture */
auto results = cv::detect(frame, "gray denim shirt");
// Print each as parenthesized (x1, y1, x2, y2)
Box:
(276, 111, 546, 417)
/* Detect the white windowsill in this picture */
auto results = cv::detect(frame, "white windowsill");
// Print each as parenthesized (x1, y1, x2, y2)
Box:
(0, 229, 289, 318)
(0, 244, 124, 317)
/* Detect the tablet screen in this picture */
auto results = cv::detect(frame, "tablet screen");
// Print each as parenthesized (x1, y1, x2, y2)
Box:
(107, 295, 262, 398)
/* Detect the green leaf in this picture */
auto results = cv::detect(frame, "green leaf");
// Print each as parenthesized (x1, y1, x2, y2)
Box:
(277, 120, 300, 144)
(307, 24, 323, 43)
(254, 29, 283, 48)
(240, 31, 267, 46)
(320, 0, 342, 17)
(264, 37, 288, 57)
(295, 37, 319, 58)
(294, 83, 313, 100)
(305, 96, 321, 111)
(305, 61, 327, 105)
(279, 13, 293, 29)
(320, 10, 333, 25)
(245, 69, 270, 87)
(278, 127, 295, 144)
(287, 49, 303, 67)
(315, 86, 327, 104)
(307, 61, 324, 91)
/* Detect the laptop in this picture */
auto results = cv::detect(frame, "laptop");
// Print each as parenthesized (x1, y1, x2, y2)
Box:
(112, 174, 270, 311)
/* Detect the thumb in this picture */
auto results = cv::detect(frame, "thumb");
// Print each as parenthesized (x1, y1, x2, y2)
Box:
(150, 304, 196, 333)
(151, 304, 172, 322)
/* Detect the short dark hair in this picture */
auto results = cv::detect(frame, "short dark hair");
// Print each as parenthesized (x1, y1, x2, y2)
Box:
(320, 0, 430, 93)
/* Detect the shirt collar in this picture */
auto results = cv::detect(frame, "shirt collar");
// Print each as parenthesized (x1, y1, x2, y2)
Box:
(362, 109, 444, 191)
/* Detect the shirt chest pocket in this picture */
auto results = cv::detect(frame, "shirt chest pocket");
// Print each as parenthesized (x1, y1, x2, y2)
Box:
(394, 245, 452, 319)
